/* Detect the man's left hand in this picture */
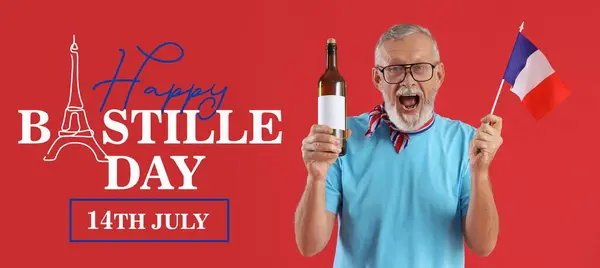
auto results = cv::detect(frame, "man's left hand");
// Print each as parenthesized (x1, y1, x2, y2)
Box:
(470, 114, 504, 174)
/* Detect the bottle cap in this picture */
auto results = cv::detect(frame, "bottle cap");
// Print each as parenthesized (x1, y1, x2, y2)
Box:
(327, 38, 336, 44)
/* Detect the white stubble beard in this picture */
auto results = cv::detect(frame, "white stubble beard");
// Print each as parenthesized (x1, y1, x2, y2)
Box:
(383, 87, 437, 132)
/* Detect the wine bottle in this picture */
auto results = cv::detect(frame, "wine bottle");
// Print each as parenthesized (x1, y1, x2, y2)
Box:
(318, 38, 347, 156)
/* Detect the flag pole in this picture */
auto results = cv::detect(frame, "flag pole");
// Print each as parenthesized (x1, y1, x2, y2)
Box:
(490, 80, 506, 115)
(490, 21, 524, 115)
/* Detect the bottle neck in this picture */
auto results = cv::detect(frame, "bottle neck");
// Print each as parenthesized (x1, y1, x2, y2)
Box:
(326, 44, 337, 70)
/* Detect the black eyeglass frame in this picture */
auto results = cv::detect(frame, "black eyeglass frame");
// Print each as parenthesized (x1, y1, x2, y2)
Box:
(376, 62, 439, 84)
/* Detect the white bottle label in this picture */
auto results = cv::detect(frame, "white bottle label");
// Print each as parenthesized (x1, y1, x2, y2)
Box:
(318, 95, 346, 130)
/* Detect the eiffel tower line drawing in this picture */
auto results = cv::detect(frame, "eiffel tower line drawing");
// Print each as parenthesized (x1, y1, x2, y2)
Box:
(44, 34, 108, 163)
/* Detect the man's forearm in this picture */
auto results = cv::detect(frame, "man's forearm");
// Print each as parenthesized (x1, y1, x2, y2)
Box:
(465, 170, 499, 257)
(294, 176, 334, 257)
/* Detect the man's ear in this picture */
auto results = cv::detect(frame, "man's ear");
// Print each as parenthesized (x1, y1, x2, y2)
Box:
(436, 62, 445, 87)
(372, 67, 383, 92)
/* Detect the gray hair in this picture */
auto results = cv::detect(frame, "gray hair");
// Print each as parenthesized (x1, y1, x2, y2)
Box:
(374, 23, 440, 66)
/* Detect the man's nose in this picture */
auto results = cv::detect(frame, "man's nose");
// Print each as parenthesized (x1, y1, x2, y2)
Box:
(400, 69, 418, 88)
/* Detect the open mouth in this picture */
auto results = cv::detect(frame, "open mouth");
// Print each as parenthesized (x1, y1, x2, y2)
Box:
(398, 94, 420, 110)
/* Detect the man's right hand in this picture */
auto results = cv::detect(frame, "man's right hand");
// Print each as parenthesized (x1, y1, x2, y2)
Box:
(297, 124, 351, 257)
(301, 124, 352, 180)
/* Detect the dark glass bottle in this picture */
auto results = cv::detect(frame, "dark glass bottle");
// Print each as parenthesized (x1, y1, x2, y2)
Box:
(318, 38, 347, 156)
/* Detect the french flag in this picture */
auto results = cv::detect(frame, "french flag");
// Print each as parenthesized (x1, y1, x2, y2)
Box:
(503, 32, 570, 120)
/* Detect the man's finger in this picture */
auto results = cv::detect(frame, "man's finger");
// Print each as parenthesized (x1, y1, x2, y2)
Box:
(472, 140, 489, 150)
(304, 142, 341, 153)
(474, 131, 494, 142)
(481, 114, 503, 132)
(304, 133, 339, 145)
(481, 114, 501, 124)
(479, 123, 496, 136)
(304, 151, 339, 161)
(310, 124, 334, 134)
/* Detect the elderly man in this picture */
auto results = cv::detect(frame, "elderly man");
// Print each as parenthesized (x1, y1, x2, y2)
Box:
(294, 23, 502, 267)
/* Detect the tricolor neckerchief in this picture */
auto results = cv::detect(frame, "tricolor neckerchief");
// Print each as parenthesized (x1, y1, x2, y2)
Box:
(364, 104, 435, 153)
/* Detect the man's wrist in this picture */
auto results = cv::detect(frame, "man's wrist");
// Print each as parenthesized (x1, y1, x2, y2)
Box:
(307, 174, 327, 184)
(472, 168, 490, 181)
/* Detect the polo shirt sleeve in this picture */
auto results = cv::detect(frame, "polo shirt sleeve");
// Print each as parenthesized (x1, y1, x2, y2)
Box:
(325, 158, 343, 215)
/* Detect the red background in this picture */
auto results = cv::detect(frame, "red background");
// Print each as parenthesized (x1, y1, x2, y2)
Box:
(2, 0, 600, 267)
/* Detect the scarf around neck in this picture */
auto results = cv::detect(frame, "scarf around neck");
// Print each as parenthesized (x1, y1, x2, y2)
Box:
(364, 104, 435, 153)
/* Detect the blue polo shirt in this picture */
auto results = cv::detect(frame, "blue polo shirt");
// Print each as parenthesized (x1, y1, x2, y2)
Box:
(325, 112, 476, 268)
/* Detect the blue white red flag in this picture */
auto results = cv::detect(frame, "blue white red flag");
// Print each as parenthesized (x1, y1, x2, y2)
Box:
(503, 32, 570, 120)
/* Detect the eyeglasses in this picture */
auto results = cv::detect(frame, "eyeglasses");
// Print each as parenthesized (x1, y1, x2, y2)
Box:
(377, 62, 438, 84)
